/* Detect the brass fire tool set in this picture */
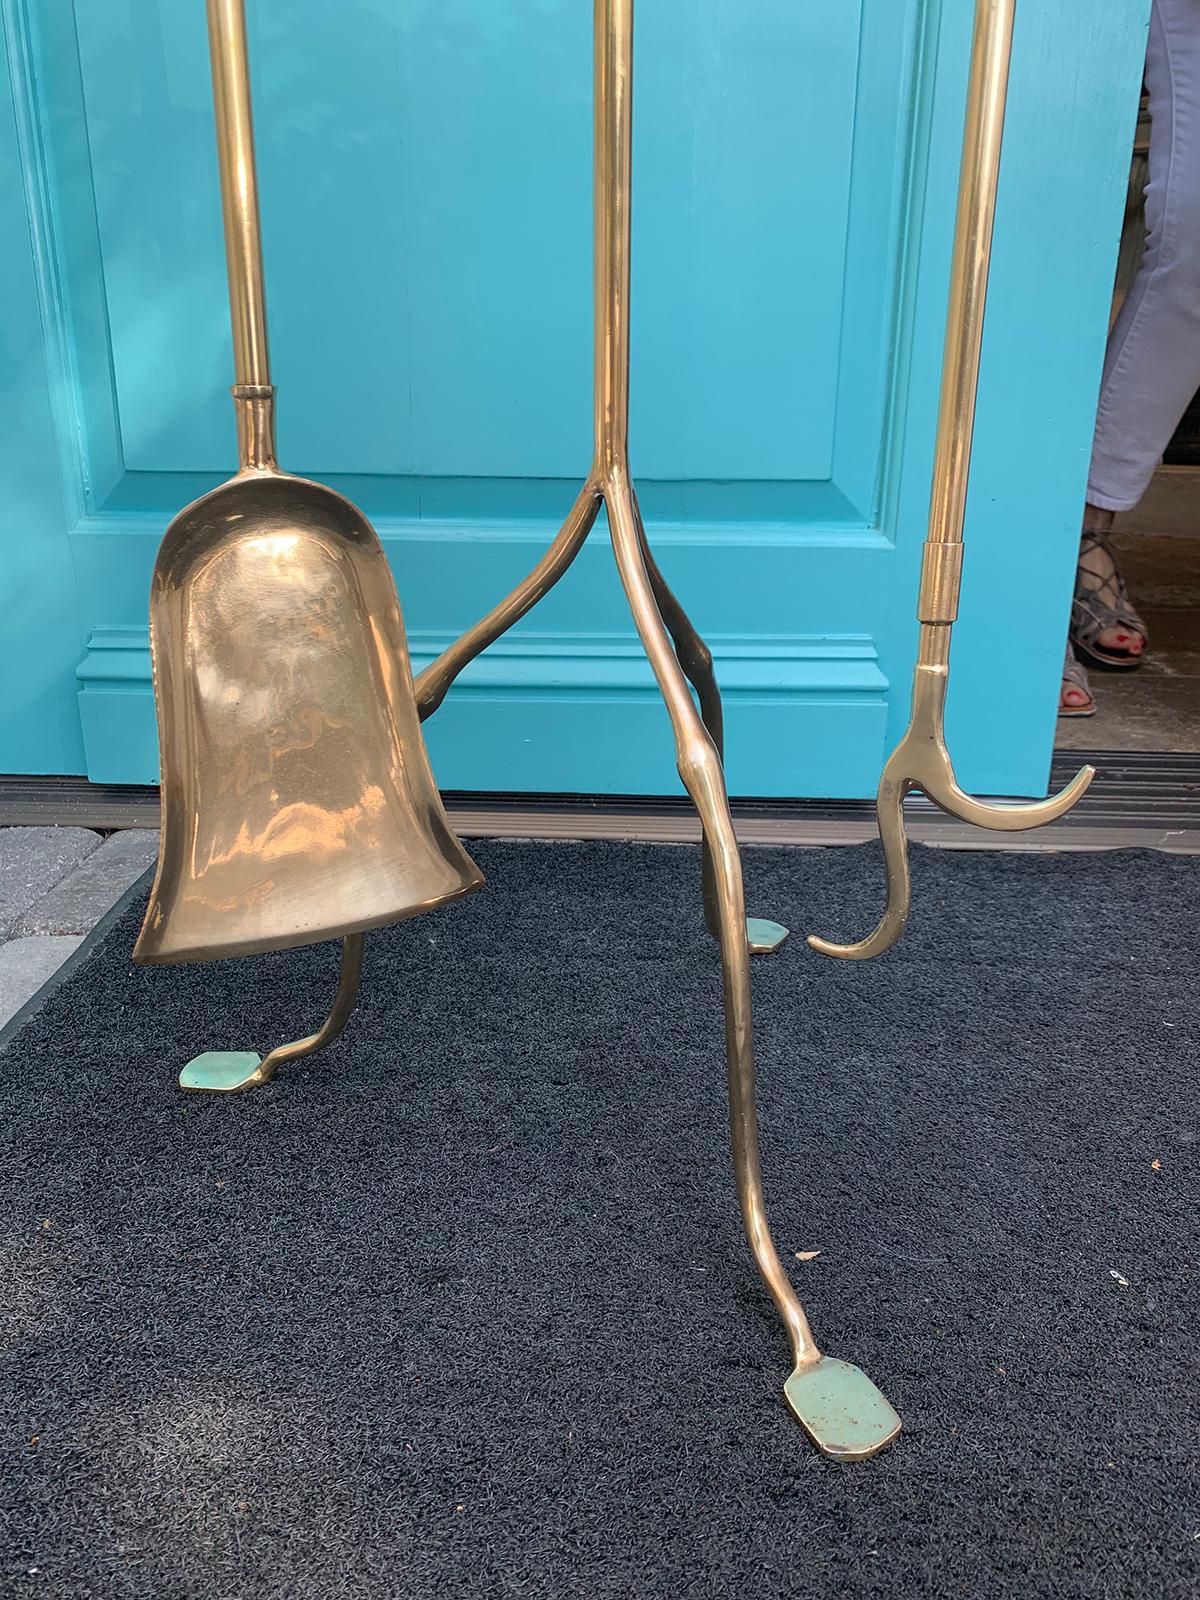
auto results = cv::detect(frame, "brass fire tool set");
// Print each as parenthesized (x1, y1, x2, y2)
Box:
(135, 0, 1089, 1459)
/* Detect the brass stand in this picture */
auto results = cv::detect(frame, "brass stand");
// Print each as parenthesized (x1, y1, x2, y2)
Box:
(415, 0, 898, 1458)
(809, 0, 1094, 962)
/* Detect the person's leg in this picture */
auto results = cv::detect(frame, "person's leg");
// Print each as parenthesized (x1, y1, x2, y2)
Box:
(1067, 0, 1200, 692)
(1090, 0, 1200, 509)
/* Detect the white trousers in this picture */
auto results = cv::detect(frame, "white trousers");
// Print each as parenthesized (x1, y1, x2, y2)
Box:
(1088, 0, 1200, 511)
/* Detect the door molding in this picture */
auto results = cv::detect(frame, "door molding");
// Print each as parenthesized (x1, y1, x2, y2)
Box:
(76, 622, 889, 795)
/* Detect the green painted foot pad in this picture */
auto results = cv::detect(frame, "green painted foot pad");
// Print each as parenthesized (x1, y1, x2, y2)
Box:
(747, 917, 789, 954)
(784, 1358, 901, 1460)
(179, 1050, 264, 1093)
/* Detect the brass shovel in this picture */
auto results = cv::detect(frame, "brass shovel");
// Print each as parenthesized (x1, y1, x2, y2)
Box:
(133, 0, 482, 1090)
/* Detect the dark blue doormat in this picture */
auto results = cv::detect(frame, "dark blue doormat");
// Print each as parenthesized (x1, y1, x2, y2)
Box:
(1, 839, 1197, 1599)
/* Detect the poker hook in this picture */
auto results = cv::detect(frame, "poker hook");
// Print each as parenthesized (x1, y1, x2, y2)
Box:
(809, 0, 1093, 963)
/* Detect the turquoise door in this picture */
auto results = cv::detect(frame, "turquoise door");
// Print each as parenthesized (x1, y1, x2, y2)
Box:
(0, 1, 1148, 795)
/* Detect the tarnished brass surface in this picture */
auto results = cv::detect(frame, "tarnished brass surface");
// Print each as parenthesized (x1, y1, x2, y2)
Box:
(746, 917, 789, 955)
(784, 1358, 902, 1461)
(134, 0, 480, 969)
(412, 0, 894, 1453)
(808, 0, 1094, 964)
(179, 934, 364, 1092)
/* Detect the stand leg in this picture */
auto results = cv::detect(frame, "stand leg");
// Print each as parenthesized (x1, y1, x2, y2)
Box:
(607, 474, 812, 1349)
(179, 933, 365, 1093)
(415, 481, 603, 721)
(631, 489, 787, 955)
(608, 471, 900, 1458)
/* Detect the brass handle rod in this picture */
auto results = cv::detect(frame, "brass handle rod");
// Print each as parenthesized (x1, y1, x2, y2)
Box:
(594, 0, 633, 470)
(921, 0, 1013, 587)
(808, 0, 1093, 963)
(206, 0, 276, 468)
(413, 0, 634, 712)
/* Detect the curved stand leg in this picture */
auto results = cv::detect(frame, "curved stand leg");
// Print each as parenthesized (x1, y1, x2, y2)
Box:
(415, 481, 603, 722)
(630, 490, 788, 957)
(179, 933, 365, 1093)
(607, 471, 898, 1459)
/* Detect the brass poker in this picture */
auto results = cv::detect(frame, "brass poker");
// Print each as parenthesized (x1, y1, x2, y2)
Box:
(809, 0, 1094, 964)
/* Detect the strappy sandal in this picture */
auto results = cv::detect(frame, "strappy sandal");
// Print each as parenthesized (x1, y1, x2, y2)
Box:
(1059, 643, 1095, 718)
(1070, 527, 1148, 669)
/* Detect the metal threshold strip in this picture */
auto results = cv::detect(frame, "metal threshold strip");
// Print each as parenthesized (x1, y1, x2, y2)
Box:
(0, 750, 1197, 851)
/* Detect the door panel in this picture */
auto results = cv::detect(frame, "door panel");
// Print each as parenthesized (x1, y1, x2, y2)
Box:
(72, 1, 883, 484)
(0, 3, 86, 775)
(0, 0, 1150, 795)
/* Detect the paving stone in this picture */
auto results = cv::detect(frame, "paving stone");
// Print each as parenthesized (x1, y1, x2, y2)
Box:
(0, 936, 84, 1029)
(0, 828, 102, 939)
(12, 829, 159, 938)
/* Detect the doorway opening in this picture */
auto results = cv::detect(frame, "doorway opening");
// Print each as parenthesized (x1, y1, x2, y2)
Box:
(1056, 469, 1200, 755)
(1056, 86, 1200, 759)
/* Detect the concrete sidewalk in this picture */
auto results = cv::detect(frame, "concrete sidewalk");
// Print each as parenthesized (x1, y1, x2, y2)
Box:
(0, 827, 158, 1029)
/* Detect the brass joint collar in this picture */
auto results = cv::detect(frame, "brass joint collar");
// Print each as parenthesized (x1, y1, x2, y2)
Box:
(232, 385, 277, 470)
(917, 542, 963, 624)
